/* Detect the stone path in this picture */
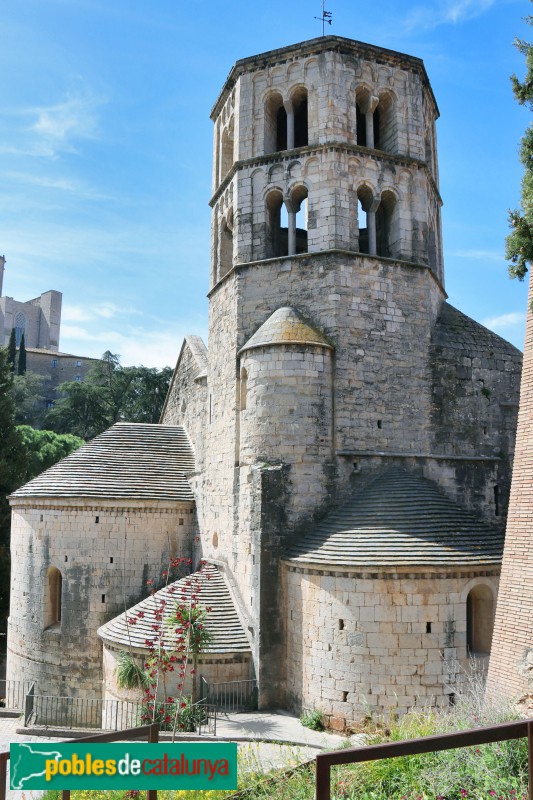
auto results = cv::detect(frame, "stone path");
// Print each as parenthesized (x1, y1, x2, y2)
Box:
(0, 710, 364, 798)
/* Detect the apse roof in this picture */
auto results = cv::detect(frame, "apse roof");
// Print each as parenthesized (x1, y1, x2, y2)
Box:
(286, 468, 503, 569)
(238, 307, 332, 355)
(98, 564, 250, 654)
(10, 422, 195, 502)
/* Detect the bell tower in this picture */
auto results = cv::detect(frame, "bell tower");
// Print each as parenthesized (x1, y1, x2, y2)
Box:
(203, 36, 446, 706)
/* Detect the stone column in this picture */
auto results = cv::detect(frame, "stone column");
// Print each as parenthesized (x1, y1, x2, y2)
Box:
(285, 101, 295, 150)
(288, 210, 297, 255)
(361, 96, 379, 149)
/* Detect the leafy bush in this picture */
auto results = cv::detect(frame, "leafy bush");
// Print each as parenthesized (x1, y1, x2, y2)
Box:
(300, 707, 325, 731)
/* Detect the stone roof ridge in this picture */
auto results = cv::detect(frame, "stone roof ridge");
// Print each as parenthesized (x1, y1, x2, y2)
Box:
(97, 563, 251, 654)
(183, 335, 208, 378)
(10, 422, 195, 502)
(432, 302, 522, 358)
(238, 306, 333, 355)
(286, 466, 503, 568)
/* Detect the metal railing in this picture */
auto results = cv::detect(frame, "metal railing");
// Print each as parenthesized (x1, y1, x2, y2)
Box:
(0, 679, 34, 713)
(315, 717, 533, 800)
(200, 676, 258, 713)
(24, 692, 217, 734)
(0, 722, 159, 800)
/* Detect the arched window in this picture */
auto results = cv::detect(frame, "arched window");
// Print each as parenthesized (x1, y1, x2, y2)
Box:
(14, 312, 26, 347)
(266, 190, 288, 258)
(291, 87, 308, 148)
(240, 367, 248, 411)
(45, 567, 62, 628)
(220, 120, 234, 180)
(357, 185, 374, 254)
(290, 185, 309, 254)
(376, 190, 397, 258)
(264, 93, 287, 154)
(218, 210, 234, 280)
(466, 585, 494, 656)
(375, 93, 395, 153)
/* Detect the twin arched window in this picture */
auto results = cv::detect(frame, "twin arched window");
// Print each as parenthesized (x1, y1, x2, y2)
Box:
(355, 90, 395, 153)
(266, 186, 308, 258)
(357, 187, 397, 258)
(264, 89, 308, 155)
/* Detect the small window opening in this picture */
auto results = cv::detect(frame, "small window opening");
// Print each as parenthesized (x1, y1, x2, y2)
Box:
(46, 567, 62, 627)
(373, 108, 381, 149)
(101, 594, 105, 603)
(448, 693, 456, 706)
(276, 106, 287, 151)
(264, 93, 286, 154)
(494, 485, 500, 517)
(179, 518, 184, 526)
(266, 190, 288, 258)
(342, 691, 348, 702)
(95, 516, 99, 523)
(483, 426, 487, 435)
(357, 185, 373, 254)
(240, 367, 248, 411)
(467, 584, 494, 656)
(110, 557, 113, 564)
(338, 619, 344, 631)
(292, 88, 308, 148)
(64, 555, 68, 563)
(40, 514, 43, 522)
(356, 103, 367, 147)
(377, 419, 382, 429)
(426, 622, 432, 633)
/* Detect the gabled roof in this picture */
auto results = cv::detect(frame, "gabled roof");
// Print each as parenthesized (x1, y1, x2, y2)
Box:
(286, 468, 503, 568)
(98, 564, 250, 654)
(238, 307, 333, 355)
(10, 422, 195, 502)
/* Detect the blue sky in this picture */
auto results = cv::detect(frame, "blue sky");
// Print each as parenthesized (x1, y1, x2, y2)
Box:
(1, 0, 531, 367)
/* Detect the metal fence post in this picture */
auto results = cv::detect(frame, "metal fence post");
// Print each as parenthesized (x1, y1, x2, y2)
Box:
(315, 756, 330, 800)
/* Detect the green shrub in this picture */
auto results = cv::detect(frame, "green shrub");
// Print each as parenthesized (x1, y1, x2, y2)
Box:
(300, 707, 325, 731)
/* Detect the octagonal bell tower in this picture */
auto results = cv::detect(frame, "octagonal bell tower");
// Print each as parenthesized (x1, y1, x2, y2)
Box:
(202, 37, 446, 707)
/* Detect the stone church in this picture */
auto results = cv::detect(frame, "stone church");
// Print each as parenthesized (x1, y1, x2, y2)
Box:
(7, 35, 523, 730)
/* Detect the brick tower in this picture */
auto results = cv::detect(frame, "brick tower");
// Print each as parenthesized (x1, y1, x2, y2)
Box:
(488, 272, 533, 702)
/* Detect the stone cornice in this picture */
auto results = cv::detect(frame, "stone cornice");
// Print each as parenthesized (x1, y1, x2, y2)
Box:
(210, 142, 442, 208)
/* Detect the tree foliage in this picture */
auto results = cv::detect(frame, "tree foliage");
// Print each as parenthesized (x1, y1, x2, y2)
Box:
(17, 425, 84, 483)
(6, 329, 16, 372)
(44, 351, 172, 440)
(507, 18, 533, 280)
(17, 333, 26, 375)
(12, 371, 47, 428)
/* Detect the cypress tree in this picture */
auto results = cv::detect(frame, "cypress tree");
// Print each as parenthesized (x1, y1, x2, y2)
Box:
(7, 329, 16, 372)
(17, 333, 26, 375)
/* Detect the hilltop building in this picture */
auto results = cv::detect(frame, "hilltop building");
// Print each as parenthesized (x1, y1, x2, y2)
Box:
(7, 36, 522, 729)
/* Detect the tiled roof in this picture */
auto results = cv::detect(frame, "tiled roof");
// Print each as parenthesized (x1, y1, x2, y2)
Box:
(432, 303, 522, 358)
(10, 423, 195, 502)
(98, 564, 250, 654)
(286, 469, 503, 568)
(238, 307, 333, 355)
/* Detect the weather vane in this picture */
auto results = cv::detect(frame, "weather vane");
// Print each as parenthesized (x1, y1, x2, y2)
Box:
(314, 0, 333, 36)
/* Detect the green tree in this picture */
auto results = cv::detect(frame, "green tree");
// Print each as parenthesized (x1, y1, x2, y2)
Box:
(6, 329, 16, 372)
(17, 332, 26, 375)
(506, 16, 533, 280)
(44, 351, 172, 439)
(12, 371, 47, 428)
(17, 426, 84, 483)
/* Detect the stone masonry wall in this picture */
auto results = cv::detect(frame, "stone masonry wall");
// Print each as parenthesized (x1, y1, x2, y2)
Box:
(285, 565, 499, 729)
(7, 499, 193, 698)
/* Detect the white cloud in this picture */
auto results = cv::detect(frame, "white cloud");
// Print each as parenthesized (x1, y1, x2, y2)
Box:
(402, 0, 497, 32)
(31, 88, 102, 156)
(449, 249, 505, 262)
(482, 311, 526, 329)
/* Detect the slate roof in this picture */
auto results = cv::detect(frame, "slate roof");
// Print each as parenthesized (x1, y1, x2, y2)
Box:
(286, 469, 503, 568)
(10, 423, 195, 502)
(98, 564, 250, 654)
(432, 303, 522, 359)
(238, 307, 333, 355)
